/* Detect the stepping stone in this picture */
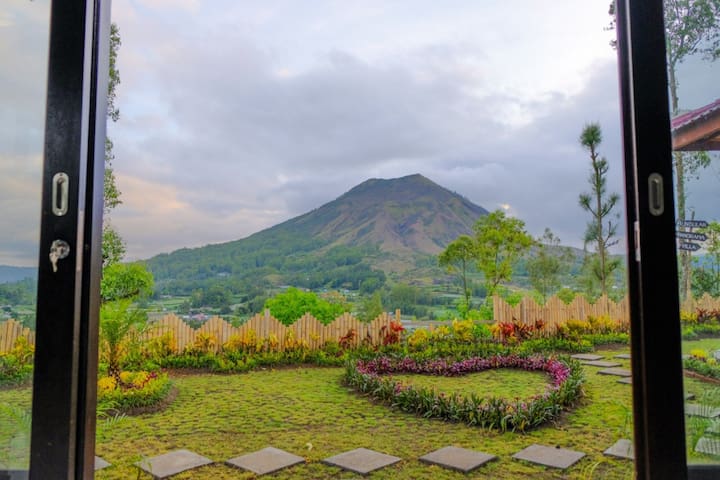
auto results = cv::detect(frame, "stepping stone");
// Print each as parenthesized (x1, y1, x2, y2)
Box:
(419, 446, 496, 473)
(95, 456, 111, 471)
(323, 448, 400, 475)
(135, 449, 213, 479)
(615, 353, 631, 359)
(512, 444, 585, 469)
(570, 354, 603, 361)
(685, 404, 720, 418)
(617, 378, 632, 384)
(226, 447, 304, 476)
(582, 360, 622, 368)
(695, 437, 720, 457)
(598, 368, 632, 377)
(603, 439, 634, 460)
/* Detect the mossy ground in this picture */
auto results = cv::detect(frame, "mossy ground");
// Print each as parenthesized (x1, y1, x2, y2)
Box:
(2, 346, 719, 477)
(92, 348, 635, 479)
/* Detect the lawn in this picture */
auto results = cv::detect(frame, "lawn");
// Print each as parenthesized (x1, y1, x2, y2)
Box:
(3, 346, 720, 478)
(91, 347, 635, 480)
(682, 338, 720, 355)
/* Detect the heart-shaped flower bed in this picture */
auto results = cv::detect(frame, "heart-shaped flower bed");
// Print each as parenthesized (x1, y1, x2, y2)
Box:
(343, 354, 584, 432)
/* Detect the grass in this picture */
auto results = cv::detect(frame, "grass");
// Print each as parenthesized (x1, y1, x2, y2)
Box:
(92, 348, 634, 480)
(0, 385, 32, 470)
(389, 369, 549, 400)
(682, 338, 720, 355)
(2, 346, 719, 478)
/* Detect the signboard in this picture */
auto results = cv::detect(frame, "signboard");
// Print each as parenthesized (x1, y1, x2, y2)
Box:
(676, 231, 707, 241)
(678, 220, 708, 229)
(679, 242, 701, 252)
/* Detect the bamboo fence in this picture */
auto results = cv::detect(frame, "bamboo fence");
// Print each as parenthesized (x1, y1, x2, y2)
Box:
(0, 310, 398, 354)
(3, 293, 720, 353)
(494, 293, 720, 332)
(0, 319, 35, 353)
(493, 294, 630, 332)
(139, 310, 398, 353)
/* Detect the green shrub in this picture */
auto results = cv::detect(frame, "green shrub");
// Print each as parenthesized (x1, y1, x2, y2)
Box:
(515, 337, 593, 355)
(0, 337, 34, 387)
(97, 371, 172, 413)
(584, 332, 630, 346)
(684, 356, 720, 381)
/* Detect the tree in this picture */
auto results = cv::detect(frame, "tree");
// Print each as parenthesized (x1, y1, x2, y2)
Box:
(526, 228, 573, 304)
(99, 299, 147, 380)
(692, 221, 720, 297)
(387, 283, 420, 312)
(100, 262, 154, 302)
(357, 291, 384, 322)
(578, 123, 621, 297)
(98, 261, 153, 380)
(103, 23, 125, 268)
(438, 235, 476, 313)
(608, 0, 720, 299)
(264, 287, 346, 325)
(473, 210, 533, 300)
(665, 0, 719, 299)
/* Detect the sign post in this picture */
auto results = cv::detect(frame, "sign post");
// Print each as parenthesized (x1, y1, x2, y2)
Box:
(676, 219, 707, 253)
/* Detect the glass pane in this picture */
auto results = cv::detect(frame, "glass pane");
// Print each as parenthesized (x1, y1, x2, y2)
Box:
(664, 2, 720, 468)
(96, 2, 634, 478)
(0, 0, 50, 472)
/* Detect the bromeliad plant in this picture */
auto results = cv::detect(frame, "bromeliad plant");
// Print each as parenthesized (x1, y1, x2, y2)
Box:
(343, 353, 584, 432)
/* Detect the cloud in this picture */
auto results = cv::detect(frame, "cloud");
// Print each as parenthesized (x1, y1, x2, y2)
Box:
(4, 0, 719, 266)
(105, 0, 628, 260)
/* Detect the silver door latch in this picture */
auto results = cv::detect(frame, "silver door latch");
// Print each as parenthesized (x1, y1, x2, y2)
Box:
(49, 239, 70, 273)
(52, 172, 69, 216)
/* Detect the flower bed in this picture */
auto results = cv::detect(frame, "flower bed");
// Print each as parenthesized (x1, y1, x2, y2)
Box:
(97, 371, 173, 414)
(684, 349, 720, 382)
(343, 354, 584, 432)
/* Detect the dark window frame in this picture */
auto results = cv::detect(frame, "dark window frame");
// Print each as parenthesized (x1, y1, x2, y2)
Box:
(617, 0, 720, 478)
(0, 1, 109, 479)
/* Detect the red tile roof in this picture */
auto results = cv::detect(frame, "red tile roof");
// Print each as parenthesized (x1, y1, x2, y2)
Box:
(671, 98, 720, 151)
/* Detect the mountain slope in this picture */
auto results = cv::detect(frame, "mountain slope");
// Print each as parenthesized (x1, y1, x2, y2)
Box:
(280, 174, 487, 255)
(146, 174, 488, 292)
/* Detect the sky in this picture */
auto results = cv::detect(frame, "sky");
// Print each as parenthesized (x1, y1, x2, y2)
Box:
(1, 0, 719, 266)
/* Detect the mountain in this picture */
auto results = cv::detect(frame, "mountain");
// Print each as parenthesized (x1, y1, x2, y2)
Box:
(278, 174, 487, 255)
(146, 174, 488, 293)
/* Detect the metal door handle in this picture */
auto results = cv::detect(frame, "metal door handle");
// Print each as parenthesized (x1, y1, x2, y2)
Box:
(52, 172, 69, 216)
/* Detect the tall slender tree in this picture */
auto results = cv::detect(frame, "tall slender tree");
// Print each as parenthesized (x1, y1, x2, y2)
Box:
(103, 23, 125, 267)
(578, 123, 620, 297)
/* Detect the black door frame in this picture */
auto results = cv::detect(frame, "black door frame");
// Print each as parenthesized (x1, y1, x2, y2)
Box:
(617, 0, 720, 478)
(13, 1, 110, 479)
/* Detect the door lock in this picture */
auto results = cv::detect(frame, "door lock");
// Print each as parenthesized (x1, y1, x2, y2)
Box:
(49, 239, 70, 273)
